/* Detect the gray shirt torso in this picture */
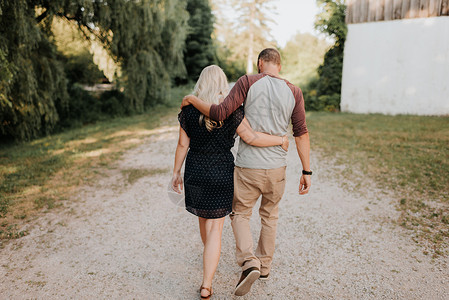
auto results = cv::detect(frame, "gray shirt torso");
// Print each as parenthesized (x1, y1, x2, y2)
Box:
(235, 76, 296, 169)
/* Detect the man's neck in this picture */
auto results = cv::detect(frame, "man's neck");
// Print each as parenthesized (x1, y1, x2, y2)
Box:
(262, 70, 280, 78)
(261, 66, 280, 77)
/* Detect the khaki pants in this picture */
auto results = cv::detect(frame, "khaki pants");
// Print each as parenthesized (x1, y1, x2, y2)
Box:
(230, 166, 286, 276)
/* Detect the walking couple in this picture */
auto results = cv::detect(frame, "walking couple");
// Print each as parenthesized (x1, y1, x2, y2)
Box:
(171, 48, 311, 299)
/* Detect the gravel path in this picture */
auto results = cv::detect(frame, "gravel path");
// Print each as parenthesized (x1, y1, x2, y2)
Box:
(1, 125, 448, 299)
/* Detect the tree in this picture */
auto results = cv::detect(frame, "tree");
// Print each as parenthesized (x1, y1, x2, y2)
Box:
(183, 0, 216, 81)
(0, 1, 69, 141)
(57, 0, 189, 110)
(304, 0, 347, 111)
(0, 0, 189, 141)
(214, 0, 277, 75)
(215, 41, 246, 81)
(281, 33, 329, 88)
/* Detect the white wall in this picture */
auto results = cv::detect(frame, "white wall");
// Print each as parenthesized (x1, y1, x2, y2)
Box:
(341, 17, 449, 115)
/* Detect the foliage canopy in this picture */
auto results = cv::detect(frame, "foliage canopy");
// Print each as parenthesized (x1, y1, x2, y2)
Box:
(304, 0, 347, 111)
(213, 0, 277, 75)
(281, 33, 329, 89)
(0, 0, 189, 141)
(183, 0, 216, 81)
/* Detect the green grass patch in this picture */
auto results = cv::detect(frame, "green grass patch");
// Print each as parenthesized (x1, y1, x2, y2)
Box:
(307, 112, 449, 255)
(0, 84, 192, 241)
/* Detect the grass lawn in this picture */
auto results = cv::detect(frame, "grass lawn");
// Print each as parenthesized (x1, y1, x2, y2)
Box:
(307, 112, 449, 256)
(0, 97, 448, 255)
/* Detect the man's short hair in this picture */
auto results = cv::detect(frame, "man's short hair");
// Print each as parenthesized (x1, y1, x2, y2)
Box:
(257, 48, 281, 66)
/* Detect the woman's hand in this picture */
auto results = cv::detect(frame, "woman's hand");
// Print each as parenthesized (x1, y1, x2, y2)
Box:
(171, 173, 183, 194)
(281, 135, 289, 151)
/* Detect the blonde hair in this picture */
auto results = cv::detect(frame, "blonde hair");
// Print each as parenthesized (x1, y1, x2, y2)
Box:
(193, 65, 229, 132)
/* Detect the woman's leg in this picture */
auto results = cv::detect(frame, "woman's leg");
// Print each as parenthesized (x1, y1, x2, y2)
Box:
(199, 216, 225, 297)
(198, 218, 207, 245)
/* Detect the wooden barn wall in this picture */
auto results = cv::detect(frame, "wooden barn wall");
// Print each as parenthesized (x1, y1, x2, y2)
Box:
(346, 0, 449, 23)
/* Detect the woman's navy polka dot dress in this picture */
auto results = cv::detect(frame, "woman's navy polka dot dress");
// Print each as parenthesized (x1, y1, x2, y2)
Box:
(178, 105, 244, 219)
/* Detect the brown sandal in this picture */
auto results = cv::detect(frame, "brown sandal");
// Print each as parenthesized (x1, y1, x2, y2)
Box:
(200, 286, 213, 299)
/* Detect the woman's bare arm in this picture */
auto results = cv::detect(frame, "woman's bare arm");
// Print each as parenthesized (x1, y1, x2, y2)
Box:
(236, 117, 289, 151)
(172, 127, 190, 193)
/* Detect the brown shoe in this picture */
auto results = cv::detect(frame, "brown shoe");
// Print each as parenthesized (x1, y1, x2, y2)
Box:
(234, 267, 260, 296)
(259, 273, 269, 281)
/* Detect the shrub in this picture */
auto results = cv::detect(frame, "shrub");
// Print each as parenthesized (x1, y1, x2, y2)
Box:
(56, 85, 101, 129)
(64, 51, 106, 86)
(100, 90, 130, 117)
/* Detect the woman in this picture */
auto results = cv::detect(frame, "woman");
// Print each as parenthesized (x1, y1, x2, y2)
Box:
(171, 65, 288, 299)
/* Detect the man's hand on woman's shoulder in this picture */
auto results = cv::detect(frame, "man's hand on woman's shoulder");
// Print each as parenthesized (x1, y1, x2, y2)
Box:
(181, 95, 197, 108)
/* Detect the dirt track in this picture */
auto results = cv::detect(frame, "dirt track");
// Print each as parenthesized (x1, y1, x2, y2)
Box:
(1, 125, 448, 299)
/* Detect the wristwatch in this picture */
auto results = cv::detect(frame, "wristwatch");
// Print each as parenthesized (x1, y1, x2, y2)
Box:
(302, 170, 313, 175)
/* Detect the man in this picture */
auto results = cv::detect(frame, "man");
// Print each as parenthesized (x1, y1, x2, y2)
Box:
(181, 48, 311, 296)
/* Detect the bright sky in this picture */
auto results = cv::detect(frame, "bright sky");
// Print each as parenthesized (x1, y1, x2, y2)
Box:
(269, 0, 321, 47)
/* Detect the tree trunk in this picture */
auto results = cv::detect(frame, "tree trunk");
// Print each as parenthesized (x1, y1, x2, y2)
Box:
(246, 3, 254, 74)
(246, 31, 254, 74)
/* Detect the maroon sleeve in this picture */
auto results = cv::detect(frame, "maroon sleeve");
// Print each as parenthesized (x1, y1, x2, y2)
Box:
(209, 75, 249, 121)
(290, 86, 308, 137)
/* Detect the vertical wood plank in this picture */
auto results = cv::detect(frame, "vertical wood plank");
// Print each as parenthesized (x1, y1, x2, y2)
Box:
(420, 0, 430, 17)
(428, 0, 442, 16)
(360, 0, 369, 22)
(353, 0, 361, 23)
(442, 0, 449, 15)
(393, 0, 403, 18)
(384, 0, 394, 20)
(351, 0, 358, 23)
(346, 0, 352, 23)
(402, 0, 411, 18)
(376, 0, 385, 20)
(347, 0, 355, 23)
(409, 0, 420, 17)
(368, 0, 379, 21)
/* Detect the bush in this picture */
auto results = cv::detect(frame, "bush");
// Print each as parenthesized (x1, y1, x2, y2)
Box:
(320, 94, 341, 112)
(64, 51, 106, 85)
(56, 85, 101, 129)
(55, 85, 130, 130)
(100, 90, 130, 117)
(303, 79, 340, 112)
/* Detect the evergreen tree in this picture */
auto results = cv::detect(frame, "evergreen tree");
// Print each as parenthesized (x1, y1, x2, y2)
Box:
(184, 0, 216, 81)
(304, 0, 346, 111)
